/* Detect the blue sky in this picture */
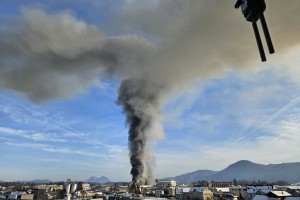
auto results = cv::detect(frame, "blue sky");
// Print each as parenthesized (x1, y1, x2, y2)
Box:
(0, 0, 300, 182)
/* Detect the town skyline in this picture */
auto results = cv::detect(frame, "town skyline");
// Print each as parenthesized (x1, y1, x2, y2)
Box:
(1, 0, 300, 182)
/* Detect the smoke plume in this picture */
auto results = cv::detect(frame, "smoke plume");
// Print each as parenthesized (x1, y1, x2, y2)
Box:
(0, 0, 300, 184)
(117, 79, 164, 184)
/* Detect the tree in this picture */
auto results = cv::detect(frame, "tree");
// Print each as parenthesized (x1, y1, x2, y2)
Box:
(233, 179, 238, 186)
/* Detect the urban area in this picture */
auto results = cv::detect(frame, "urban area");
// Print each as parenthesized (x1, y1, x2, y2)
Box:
(1, 179, 300, 200)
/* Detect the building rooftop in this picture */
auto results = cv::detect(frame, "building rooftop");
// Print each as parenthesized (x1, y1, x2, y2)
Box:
(268, 191, 292, 197)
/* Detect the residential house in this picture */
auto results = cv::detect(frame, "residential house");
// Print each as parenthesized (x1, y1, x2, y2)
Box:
(274, 186, 300, 197)
(190, 187, 213, 200)
(247, 185, 273, 200)
(267, 191, 291, 200)
(176, 187, 191, 200)
(230, 186, 248, 200)
(155, 180, 176, 197)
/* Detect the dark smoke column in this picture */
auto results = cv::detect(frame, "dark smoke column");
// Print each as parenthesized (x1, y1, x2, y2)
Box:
(117, 79, 162, 184)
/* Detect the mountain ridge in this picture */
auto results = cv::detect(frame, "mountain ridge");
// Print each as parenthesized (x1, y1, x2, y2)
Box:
(13, 179, 52, 184)
(162, 160, 300, 184)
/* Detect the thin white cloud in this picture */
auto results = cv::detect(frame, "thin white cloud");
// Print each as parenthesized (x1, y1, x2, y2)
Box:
(0, 126, 66, 142)
(62, 131, 89, 138)
(38, 158, 61, 163)
(6, 141, 50, 149)
(28, 132, 66, 142)
(163, 86, 201, 129)
(259, 95, 300, 127)
(235, 90, 300, 142)
(85, 139, 127, 153)
(5, 141, 126, 159)
(0, 127, 25, 135)
(1, 95, 89, 139)
(1, 106, 31, 124)
(0, 136, 13, 141)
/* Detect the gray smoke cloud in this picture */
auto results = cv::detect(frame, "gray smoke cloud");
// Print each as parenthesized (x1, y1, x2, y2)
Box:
(0, 9, 154, 101)
(117, 79, 164, 184)
(0, 0, 300, 184)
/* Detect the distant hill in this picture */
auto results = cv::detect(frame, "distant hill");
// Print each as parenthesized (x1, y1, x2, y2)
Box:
(208, 160, 300, 183)
(86, 176, 111, 183)
(15, 179, 52, 183)
(29, 179, 52, 184)
(206, 160, 266, 181)
(163, 170, 218, 184)
(163, 160, 300, 184)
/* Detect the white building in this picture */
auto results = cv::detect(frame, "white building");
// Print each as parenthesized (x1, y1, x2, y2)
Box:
(176, 187, 191, 195)
(155, 180, 176, 197)
(156, 180, 176, 187)
(247, 186, 273, 194)
(215, 187, 230, 194)
(247, 185, 273, 199)
(82, 183, 91, 191)
(230, 186, 248, 199)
